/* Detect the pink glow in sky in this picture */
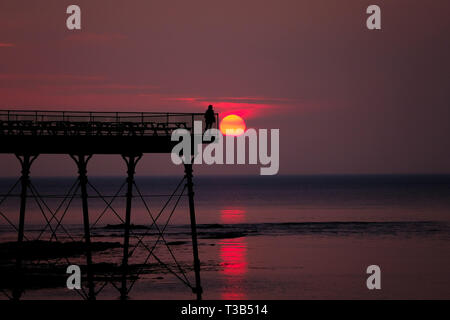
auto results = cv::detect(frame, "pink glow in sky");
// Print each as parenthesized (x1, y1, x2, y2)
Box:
(1, 0, 450, 176)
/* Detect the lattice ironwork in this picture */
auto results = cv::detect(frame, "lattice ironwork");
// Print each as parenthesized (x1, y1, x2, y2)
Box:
(0, 109, 212, 300)
(0, 162, 202, 300)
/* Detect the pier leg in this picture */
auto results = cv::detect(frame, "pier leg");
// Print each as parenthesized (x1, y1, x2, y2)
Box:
(12, 154, 37, 300)
(120, 154, 141, 300)
(71, 154, 95, 300)
(184, 163, 203, 300)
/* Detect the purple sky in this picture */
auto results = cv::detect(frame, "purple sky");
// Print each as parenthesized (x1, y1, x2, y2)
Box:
(1, 0, 449, 176)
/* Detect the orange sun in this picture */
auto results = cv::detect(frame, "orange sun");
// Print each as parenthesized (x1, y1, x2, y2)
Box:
(220, 114, 246, 136)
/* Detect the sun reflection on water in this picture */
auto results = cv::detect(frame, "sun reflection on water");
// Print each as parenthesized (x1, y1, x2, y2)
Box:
(219, 207, 248, 300)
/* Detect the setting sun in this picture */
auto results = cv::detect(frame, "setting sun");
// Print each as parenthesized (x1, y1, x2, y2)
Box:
(220, 114, 246, 136)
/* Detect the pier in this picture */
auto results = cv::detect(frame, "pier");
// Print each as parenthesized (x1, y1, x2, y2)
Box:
(0, 110, 218, 300)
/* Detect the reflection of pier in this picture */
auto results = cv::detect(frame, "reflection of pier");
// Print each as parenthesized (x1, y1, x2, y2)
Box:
(0, 110, 218, 300)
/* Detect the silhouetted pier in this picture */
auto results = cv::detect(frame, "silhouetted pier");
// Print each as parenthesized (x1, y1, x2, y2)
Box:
(0, 110, 218, 300)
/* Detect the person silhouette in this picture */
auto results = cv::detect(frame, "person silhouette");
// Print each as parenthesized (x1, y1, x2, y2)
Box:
(204, 105, 216, 131)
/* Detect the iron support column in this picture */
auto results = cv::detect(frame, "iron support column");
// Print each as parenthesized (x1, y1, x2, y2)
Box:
(13, 154, 37, 300)
(184, 163, 202, 300)
(120, 154, 141, 300)
(71, 154, 95, 300)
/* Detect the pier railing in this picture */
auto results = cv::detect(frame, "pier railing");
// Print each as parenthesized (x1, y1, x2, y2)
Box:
(0, 110, 218, 137)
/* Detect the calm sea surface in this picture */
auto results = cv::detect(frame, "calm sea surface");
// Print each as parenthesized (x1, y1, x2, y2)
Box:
(1, 175, 449, 299)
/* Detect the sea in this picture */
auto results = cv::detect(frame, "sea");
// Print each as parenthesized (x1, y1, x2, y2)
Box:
(0, 175, 449, 299)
